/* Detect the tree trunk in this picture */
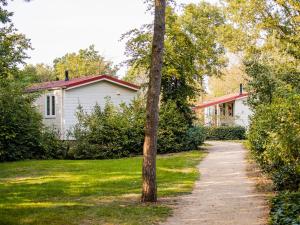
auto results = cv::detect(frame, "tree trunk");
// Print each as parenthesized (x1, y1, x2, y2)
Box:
(141, 0, 166, 203)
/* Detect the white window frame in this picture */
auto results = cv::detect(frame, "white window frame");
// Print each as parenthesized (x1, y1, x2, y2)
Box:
(45, 94, 56, 118)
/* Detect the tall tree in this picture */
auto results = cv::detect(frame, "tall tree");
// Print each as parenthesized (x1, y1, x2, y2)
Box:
(142, 0, 166, 203)
(123, 2, 226, 123)
(0, 0, 31, 81)
(53, 45, 118, 79)
(19, 63, 56, 84)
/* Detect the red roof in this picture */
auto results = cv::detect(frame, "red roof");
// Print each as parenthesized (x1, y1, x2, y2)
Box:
(194, 92, 249, 109)
(27, 75, 140, 92)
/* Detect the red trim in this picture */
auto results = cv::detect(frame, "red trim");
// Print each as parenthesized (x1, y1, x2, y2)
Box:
(27, 75, 140, 92)
(194, 92, 249, 110)
(65, 75, 140, 90)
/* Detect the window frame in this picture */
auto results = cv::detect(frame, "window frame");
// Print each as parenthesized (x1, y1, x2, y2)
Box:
(45, 94, 56, 118)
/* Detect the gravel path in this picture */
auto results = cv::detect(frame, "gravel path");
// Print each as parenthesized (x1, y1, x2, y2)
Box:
(162, 141, 268, 225)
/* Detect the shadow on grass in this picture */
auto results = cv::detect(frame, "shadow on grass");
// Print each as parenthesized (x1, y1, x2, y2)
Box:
(0, 150, 204, 225)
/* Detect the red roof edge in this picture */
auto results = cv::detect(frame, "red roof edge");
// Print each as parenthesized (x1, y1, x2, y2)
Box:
(194, 92, 249, 110)
(26, 75, 140, 92)
(65, 75, 140, 90)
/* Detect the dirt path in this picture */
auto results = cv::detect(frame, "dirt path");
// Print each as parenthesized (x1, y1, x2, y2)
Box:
(162, 141, 268, 225)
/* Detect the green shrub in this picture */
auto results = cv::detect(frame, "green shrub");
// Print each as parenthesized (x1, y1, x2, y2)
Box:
(70, 98, 145, 159)
(70, 99, 206, 159)
(270, 191, 300, 225)
(158, 101, 190, 153)
(206, 126, 246, 140)
(40, 128, 68, 159)
(0, 84, 45, 161)
(0, 83, 69, 162)
(248, 86, 300, 191)
(183, 126, 207, 150)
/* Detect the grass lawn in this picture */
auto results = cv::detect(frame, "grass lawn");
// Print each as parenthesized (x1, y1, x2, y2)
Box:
(0, 150, 205, 225)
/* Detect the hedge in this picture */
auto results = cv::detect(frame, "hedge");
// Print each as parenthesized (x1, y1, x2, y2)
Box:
(205, 126, 246, 140)
(69, 99, 207, 159)
(270, 191, 300, 225)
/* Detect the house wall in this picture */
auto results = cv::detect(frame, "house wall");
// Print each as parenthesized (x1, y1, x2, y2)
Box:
(33, 89, 63, 135)
(234, 97, 252, 127)
(63, 80, 138, 139)
(204, 106, 214, 126)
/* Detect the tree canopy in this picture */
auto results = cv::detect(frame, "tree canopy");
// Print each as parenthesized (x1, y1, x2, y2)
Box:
(123, 2, 227, 122)
(53, 45, 118, 80)
(208, 64, 249, 98)
(0, 0, 31, 81)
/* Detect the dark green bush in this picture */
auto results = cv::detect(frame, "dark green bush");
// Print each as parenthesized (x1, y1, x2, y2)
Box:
(206, 126, 246, 140)
(158, 101, 190, 153)
(248, 86, 300, 191)
(0, 83, 69, 162)
(0, 84, 44, 161)
(270, 191, 300, 225)
(40, 128, 68, 159)
(70, 99, 206, 159)
(70, 98, 145, 159)
(183, 126, 207, 150)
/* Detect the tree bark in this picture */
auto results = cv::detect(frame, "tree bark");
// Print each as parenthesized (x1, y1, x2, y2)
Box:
(141, 0, 166, 203)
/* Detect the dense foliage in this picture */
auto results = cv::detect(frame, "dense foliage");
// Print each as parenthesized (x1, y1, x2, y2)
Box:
(0, 1, 66, 162)
(0, 84, 43, 161)
(18, 63, 56, 84)
(123, 2, 226, 124)
(223, 0, 300, 222)
(270, 192, 300, 225)
(70, 98, 206, 159)
(0, 1, 31, 80)
(206, 126, 246, 140)
(53, 45, 118, 80)
(248, 86, 300, 191)
(0, 84, 65, 161)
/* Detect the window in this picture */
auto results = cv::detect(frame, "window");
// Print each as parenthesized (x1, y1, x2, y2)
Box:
(46, 95, 56, 117)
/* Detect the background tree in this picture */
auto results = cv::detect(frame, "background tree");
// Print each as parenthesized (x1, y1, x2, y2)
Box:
(18, 63, 56, 84)
(142, 0, 166, 203)
(0, 0, 59, 162)
(0, 0, 31, 80)
(53, 45, 118, 79)
(208, 64, 248, 98)
(123, 2, 226, 124)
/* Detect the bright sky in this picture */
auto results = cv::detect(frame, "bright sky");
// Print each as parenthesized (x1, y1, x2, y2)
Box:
(8, 0, 218, 76)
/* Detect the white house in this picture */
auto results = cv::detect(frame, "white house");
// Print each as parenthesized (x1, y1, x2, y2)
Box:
(194, 90, 252, 127)
(27, 74, 140, 139)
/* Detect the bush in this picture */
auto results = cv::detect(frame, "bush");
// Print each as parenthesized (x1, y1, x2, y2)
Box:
(248, 86, 300, 191)
(158, 101, 190, 153)
(70, 98, 145, 159)
(270, 191, 300, 225)
(0, 84, 45, 161)
(0, 83, 69, 162)
(40, 128, 68, 159)
(70, 99, 207, 159)
(206, 126, 246, 140)
(183, 126, 207, 150)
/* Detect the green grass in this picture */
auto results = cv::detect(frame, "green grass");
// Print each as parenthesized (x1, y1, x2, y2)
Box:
(0, 151, 205, 225)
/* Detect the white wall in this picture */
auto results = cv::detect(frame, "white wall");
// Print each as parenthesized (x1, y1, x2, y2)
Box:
(63, 80, 137, 139)
(234, 97, 252, 127)
(204, 106, 214, 126)
(34, 89, 63, 135)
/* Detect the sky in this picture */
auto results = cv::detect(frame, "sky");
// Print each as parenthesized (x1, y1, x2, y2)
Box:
(8, 0, 218, 76)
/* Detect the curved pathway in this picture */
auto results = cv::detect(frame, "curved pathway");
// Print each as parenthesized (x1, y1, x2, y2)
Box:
(162, 141, 268, 225)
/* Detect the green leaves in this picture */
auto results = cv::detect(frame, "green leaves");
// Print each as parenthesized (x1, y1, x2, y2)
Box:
(248, 86, 300, 191)
(53, 45, 118, 80)
(0, 84, 44, 161)
(123, 2, 226, 122)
